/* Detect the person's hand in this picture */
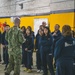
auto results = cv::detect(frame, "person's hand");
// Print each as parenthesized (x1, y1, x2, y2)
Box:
(25, 48, 28, 51)
(52, 33, 57, 36)
(36, 49, 38, 51)
(2, 45, 5, 48)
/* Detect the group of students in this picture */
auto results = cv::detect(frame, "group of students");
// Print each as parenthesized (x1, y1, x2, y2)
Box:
(0, 21, 75, 75)
(21, 24, 75, 75)
(21, 26, 34, 73)
(21, 25, 57, 75)
(35, 24, 61, 75)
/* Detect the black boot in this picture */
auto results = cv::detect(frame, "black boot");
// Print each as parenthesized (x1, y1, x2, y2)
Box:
(5, 72, 9, 75)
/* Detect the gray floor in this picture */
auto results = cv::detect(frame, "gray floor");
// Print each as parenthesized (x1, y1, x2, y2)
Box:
(0, 52, 43, 75)
(0, 45, 52, 75)
(0, 64, 43, 75)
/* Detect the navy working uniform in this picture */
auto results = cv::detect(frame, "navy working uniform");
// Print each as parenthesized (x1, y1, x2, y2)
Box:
(41, 34, 55, 75)
(35, 34, 42, 70)
(54, 36, 75, 75)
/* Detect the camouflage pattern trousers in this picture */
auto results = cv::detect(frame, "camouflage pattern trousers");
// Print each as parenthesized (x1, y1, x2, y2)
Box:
(6, 48, 22, 75)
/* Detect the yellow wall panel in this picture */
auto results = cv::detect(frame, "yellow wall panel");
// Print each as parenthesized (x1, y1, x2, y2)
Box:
(21, 13, 74, 32)
(74, 12, 75, 31)
(0, 12, 74, 32)
(0, 18, 14, 27)
(49, 12, 74, 32)
(20, 15, 50, 30)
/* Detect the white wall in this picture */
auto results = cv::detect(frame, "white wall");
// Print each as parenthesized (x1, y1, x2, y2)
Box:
(50, 0, 74, 11)
(16, 0, 51, 15)
(0, 0, 16, 16)
(0, 0, 74, 16)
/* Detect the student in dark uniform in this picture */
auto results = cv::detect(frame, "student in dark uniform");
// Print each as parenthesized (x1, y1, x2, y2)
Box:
(54, 25, 75, 75)
(35, 29, 44, 73)
(52, 24, 61, 56)
(27, 26, 34, 66)
(23, 28, 34, 73)
(2, 25, 10, 70)
(36, 25, 45, 39)
(27, 26, 35, 39)
(41, 27, 55, 75)
(71, 30, 75, 75)
(52, 24, 61, 68)
(21, 26, 26, 66)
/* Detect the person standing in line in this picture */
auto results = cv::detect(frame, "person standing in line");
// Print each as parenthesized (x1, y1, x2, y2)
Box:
(52, 24, 61, 56)
(2, 25, 10, 66)
(51, 24, 61, 68)
(21, 26, 26, 66)
(71, 30, 75, 75)
(41, 27, 55, 75)
(54, 25, 75, 75)
(23, 28, 34, 73)
(27, 26, 34, 66)
(35, 29, 44, 73)
(5, 18, 26, 75)
(2, 25, 10, 70)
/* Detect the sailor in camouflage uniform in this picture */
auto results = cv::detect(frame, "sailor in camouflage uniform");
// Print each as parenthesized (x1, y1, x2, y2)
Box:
(5, 18, 26, 75)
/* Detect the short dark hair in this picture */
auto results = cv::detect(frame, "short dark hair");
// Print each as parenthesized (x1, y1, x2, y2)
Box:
(14, 18, 20, 24)
(21, 26, 26, 29)
(55, 24, 60, 28)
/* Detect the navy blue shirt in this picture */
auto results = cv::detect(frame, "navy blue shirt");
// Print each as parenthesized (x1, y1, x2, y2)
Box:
(41, 34, 53, 53)
(52, 30, 61, 42)
(35, 35, 42, 51)
(23, 35, 34, 50)
(54, 36, 75, 62)
(52, 30, 62, 56)
(2, 31, 8, 45)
